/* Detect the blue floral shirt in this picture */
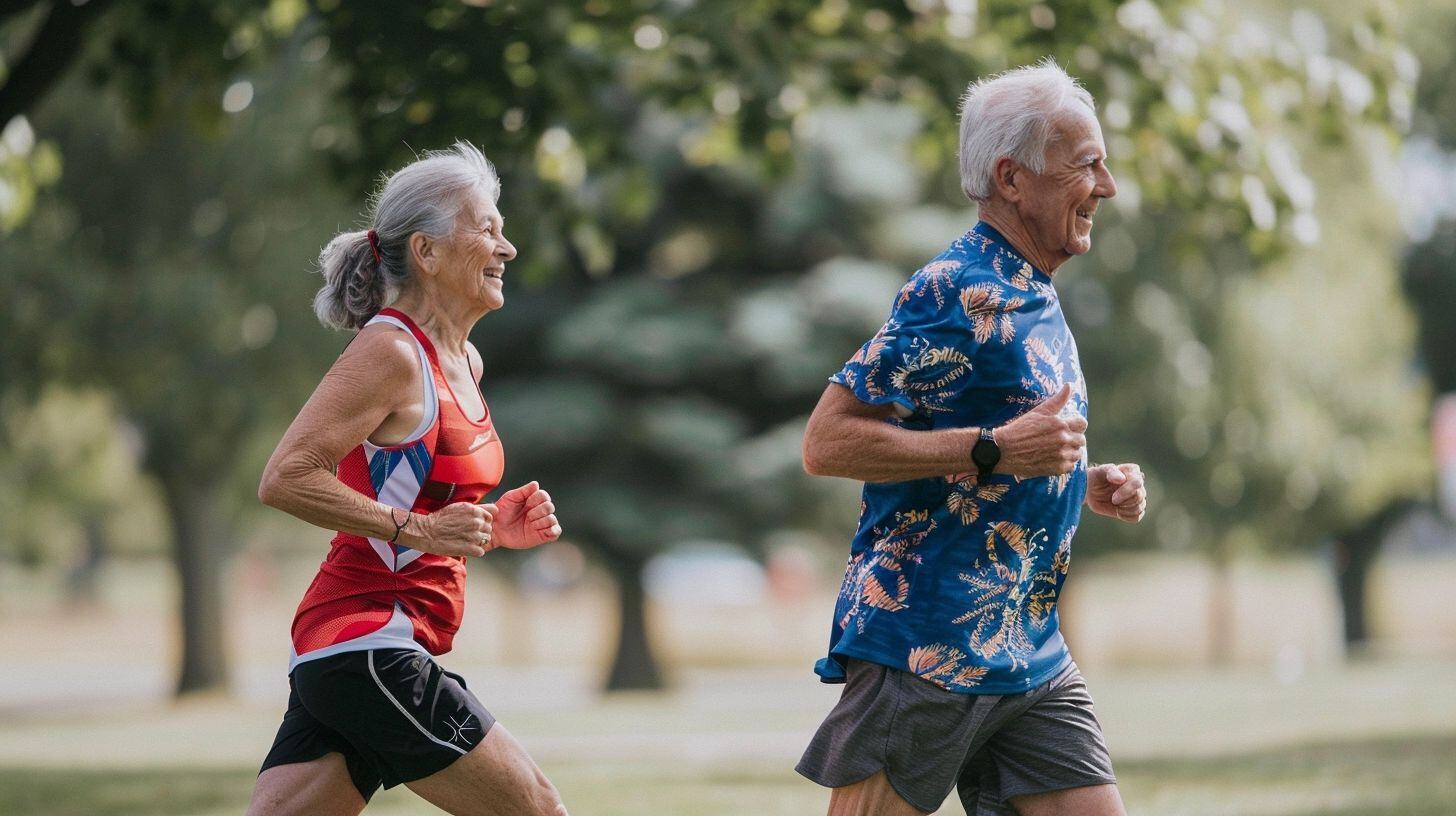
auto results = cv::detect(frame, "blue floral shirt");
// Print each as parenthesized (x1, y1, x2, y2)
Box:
(816, 222, 1089, 694)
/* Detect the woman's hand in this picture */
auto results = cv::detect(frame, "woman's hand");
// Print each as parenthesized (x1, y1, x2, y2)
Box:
(487, 481, 562, 551)
(403, 502, 496, 557)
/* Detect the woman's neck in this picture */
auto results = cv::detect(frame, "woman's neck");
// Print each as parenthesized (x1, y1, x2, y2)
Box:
(387, 288, 476, 356)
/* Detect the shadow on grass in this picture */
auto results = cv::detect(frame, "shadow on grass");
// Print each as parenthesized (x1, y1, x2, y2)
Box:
(0, 766, 256, 816)
(1116, 733, 1456, 816)
(0, 734, 1452, 816)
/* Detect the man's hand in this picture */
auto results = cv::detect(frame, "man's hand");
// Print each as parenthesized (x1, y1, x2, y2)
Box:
(1086, 463, 1146, 522)
(487, 481, 562, 550)
(995, 384, 1087, 478)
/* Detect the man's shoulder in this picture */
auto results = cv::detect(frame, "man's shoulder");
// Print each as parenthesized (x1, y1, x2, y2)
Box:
(892, 238, 1024, 314)
(895, 243, 982, 294)
(915, 233, 1007, 283)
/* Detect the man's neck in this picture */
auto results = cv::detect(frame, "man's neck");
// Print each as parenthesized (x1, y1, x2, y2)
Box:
(977, 201, 1066, 276)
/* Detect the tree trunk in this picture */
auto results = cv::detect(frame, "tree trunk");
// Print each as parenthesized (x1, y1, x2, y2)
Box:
(1334, 537, 1376, 650)
(1333, 499, 1417, 657)
(602, 550, 664, 691)
(159, 474, 232, 696)
(1206, 539, 1236, 665)
(0, 0, 115, 125)
(63, 512, 108, 603)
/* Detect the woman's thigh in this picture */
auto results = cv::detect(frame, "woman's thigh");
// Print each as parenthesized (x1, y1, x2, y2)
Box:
(405, 723, 566, 816)
(246, 753, 367, 816)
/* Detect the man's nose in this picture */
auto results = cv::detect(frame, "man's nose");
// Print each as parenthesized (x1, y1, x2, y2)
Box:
(1095, 165, 1117, 199)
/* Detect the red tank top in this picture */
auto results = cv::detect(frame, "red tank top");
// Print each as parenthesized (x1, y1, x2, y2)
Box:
(288, 308, 505, 668)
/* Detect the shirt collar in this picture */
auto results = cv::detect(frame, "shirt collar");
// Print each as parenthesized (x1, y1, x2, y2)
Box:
(970, 221, 1052, 283)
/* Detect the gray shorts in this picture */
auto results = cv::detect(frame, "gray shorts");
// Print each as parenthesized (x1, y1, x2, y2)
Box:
(796, 658, 1117, 814)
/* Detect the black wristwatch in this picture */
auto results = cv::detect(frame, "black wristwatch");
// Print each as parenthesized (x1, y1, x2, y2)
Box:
(971, 426, 1000, 484)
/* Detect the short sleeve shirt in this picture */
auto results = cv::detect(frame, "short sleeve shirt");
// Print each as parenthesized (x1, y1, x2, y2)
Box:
(816, 222, 1089, 695)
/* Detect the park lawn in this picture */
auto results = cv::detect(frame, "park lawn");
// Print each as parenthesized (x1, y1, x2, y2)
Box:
(1, 733, 1452, 816)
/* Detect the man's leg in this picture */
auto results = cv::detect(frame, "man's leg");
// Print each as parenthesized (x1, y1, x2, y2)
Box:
(801, 661, 997, 815)
(966, 663, 1119, 815)
(1007, 783, 1125, 816)
(827, 771, 931, 816)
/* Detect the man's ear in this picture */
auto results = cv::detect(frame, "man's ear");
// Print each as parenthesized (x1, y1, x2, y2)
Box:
(991, 156, 1022, 202)
(409, 232, 435, 276)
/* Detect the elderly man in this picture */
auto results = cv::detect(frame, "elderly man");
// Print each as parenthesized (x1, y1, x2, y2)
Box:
(796, 61, 1147, 816)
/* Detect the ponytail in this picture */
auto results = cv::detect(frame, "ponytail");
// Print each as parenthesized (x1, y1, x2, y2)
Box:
(314, 230, 391, 330)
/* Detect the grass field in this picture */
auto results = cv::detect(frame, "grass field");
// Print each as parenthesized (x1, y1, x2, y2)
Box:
(3, 555, 1455, 814)
(2, 733, 1453, 815)
(2, 659, 1455, 816)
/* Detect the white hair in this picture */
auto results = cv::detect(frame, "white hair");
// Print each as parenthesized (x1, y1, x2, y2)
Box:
(957, 59, 1097, 202)
(314, 141, 501, 330)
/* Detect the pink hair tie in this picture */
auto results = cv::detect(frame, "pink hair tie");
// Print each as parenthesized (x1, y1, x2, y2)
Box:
(367, 229, 382, 264)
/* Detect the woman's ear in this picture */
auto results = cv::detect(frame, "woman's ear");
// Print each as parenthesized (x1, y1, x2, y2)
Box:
(409, 232, 435, 276)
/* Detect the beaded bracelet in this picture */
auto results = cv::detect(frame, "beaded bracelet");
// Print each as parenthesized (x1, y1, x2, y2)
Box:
(388, 507, 412, 543)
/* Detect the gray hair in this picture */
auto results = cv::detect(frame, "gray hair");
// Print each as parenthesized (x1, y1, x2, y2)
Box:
(958, 59, 1096, 202)
(314, 141, 501, 330)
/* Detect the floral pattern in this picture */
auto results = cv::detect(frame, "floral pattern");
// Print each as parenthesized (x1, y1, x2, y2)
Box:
(817, 222, 1088, 694)
(836, 510, 935, 633)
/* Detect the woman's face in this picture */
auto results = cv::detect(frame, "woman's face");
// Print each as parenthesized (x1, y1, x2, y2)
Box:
(430, 190, 517, 314)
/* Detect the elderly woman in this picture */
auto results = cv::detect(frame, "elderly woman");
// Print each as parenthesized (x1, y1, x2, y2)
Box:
(247, 142, 567, 816)
(796, 61, 1144, 816)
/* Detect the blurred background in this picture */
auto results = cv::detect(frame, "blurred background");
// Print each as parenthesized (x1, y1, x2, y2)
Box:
(2, 0, 1455, 814)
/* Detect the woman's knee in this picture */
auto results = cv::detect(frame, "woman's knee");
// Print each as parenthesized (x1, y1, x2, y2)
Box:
(530, 773, 568, 816)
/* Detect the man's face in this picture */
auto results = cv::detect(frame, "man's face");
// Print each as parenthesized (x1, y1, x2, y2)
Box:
(1015, 109, 1117, 268)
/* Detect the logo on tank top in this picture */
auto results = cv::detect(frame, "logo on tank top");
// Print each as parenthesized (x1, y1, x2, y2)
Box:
(468, 430, 494, 451)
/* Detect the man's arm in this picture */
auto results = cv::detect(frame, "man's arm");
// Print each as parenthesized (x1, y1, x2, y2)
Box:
(802, 382, 1087, 483)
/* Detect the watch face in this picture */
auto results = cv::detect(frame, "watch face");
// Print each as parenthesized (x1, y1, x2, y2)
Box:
(972, 440, 998, 468)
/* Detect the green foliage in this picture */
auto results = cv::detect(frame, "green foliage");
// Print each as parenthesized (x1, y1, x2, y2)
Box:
(0, 0, 296, 230)
(1399, 1, 1456, 395)
(0, 18, 353, 584)
(0, 117, 60, 230)
(308, 0, 1424, 564)
(0, 388, 141, 566)
(0, 0, 1435, 576)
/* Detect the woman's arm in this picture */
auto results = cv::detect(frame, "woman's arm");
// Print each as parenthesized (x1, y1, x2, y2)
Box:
(258, 327, 492, 557)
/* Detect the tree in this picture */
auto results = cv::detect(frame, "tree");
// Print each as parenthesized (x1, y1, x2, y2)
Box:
(308, 0, 1423, 680)
(3, 0, 1428, 696)
(2, 17, 350, 693)
(1401, 0, 1456, 397)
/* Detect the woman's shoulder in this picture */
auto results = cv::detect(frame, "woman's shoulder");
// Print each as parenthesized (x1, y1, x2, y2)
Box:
(465, 340, 483, 381)
(337, 321, 423, 380)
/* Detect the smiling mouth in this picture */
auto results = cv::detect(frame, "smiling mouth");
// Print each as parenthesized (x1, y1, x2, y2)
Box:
(1076, 208, 1095, 223)
(483, 267, 504, 280)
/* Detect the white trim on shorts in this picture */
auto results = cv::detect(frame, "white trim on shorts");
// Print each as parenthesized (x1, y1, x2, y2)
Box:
(366, 650, 468, 756)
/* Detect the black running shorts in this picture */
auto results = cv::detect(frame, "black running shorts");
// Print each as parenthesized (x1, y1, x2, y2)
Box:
(260, 648, 496, 801)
